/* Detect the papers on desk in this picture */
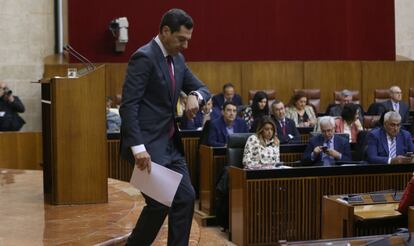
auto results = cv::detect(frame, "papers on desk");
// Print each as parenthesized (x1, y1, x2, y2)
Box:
(130, 162, 183, 207)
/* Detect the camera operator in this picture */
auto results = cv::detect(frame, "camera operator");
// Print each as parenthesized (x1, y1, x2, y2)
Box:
(0, 82, 25, 131)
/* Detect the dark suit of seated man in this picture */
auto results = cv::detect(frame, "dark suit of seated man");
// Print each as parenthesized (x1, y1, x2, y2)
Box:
(212, 82, 243, 110)
(270, 100, 300, 144)
(381, 86, 410, 123)
(208, 101, 249, 147)
(366, 111, 414, 164)
(304, 116, 352, 165)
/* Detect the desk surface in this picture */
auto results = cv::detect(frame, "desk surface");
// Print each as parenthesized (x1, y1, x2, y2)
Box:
(354, 203, 400, 220)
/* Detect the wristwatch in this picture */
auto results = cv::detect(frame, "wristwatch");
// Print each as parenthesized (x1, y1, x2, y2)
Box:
(188, 91, 205, 106)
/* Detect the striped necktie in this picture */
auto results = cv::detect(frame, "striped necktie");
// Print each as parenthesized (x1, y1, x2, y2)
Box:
(389, 138, 396, 159)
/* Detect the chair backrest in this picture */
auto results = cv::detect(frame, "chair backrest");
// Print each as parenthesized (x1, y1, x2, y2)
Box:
(333, 90, 360, 104)
(309, 132, 349, 143)
(363, 115, 381, 129)
(366, 102, 386, 116)
(226, 133, 254, 168)
(248, 89, 276, 109)
(374, 89, 389, 103)
(199, 120, 211, 145)
(409, 88, 414, 110)
(294, 89, 321, 114)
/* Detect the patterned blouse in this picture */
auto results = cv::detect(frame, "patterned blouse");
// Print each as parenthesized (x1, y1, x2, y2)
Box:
(243, 134, 280, 169)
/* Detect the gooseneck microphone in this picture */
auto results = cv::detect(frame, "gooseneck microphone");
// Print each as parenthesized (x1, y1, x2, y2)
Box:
(63, 44, 96, 76)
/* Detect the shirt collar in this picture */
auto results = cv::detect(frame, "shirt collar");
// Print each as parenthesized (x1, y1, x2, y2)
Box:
(154, 35, 169, 58)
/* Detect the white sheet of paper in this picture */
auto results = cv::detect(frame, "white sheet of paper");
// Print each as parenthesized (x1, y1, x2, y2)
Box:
(130, 162, 183, 207)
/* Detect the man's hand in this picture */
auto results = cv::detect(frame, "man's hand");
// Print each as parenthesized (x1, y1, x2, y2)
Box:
(313, 146, 323, 155)
(326, 149, 341, 159)
(185, 94, 199, 119)
(134, 151, 151, 173)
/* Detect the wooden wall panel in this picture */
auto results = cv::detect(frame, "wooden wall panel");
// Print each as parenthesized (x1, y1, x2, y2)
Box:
(0, 132, 42, 170)
(304, 61, 362, 111)
(105, 63, 128, 100)
(240, 62, 304, 104)
(188, 62, 242, 97)
(362, 61, 414, 109)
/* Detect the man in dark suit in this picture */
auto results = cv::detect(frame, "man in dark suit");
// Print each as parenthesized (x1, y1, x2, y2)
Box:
(119, 9, 210, 246)
(366, 111, 414, 164)
(381, 86, 410, 123)
(212, 82, 243, 110)
(208, 101, 249, 147)
(0, 82, 25, 131)
(303, 116, 352, 165)
(270, 100, 300, 144)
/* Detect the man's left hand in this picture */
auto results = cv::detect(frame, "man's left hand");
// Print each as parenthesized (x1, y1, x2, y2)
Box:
(326, 149, 341, 159)
(185, 94, 199, 119)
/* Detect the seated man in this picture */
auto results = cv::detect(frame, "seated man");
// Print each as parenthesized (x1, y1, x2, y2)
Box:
(0, 82, 25, 131)
(303, 116, 352, 165)
(381, 86, 409, 123)
(270, 100, 300, 144)
(106, 97, 121, 133)
(327, 89, 363, 122)
(212, 82, 243, 110)
(180, 98, 220, 130)
(366, 111, 414, 164)
(208, 101, 248, 147)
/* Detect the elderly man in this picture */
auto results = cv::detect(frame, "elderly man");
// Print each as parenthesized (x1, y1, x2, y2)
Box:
(271, 100, 300, 144)
(212, 82, 243, 110)
(328, 89, 363, 122)
(303, 116, 352, 165)
(366, 111, 414, 164)
(381, 86, 409, 123)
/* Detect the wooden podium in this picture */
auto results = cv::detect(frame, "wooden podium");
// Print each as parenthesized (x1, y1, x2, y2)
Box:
(41, 65, 108, 205)
(322, 192, 406, 239)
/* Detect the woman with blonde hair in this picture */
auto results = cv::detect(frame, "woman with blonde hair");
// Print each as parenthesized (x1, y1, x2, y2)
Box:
(243, 116, 280, 169)
(285, 90, 317, 127)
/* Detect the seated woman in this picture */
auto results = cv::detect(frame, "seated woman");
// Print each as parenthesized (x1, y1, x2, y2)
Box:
(243, 116, 280, 169)
(285, 90, 317, 127)
(241, 91, 269, 132)
(334, 103, 363, 143)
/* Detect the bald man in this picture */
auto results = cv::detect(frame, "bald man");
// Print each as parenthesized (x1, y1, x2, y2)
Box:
(381, 86, 409, 123)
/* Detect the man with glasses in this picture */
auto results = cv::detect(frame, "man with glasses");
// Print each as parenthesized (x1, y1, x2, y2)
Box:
(367, 111, 414, 164)
(303, 116, 351, 165)
(382, 86, 409, 123)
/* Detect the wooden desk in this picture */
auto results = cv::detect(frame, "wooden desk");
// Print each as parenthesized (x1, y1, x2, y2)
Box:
(322, 193, 405, 239)
(229, 164, 414, 246)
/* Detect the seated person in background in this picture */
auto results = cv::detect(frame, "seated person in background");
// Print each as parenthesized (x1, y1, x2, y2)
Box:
(0, 82, 25, 131)
(241, 90, 269, 132)
(106, 97, 121, 133)
(286, 90, 317, 128)
(212, 82, 243, 110)
(303, 116, 352, 165)
(208, 101, 248, 147)
(180, 98, 220, 130)
(176, 91, 188, 117)
(271, 100, 300, 144)
(328, 89, 364, 123)
(366, 111, 414, 164)
(243, 116, 280, 169)
(334, 103, 363, 143)
(381, 86, 409, 123)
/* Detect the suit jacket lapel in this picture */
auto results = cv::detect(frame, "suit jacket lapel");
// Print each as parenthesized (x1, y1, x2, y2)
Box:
(152, 41, 174, 101)
(380, 128, 390, 155)
(396, 132, 403, 155)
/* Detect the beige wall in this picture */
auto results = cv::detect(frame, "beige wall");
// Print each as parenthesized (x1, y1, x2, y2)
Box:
(0, 0, 55, 131)
(396, 0, 414, 60)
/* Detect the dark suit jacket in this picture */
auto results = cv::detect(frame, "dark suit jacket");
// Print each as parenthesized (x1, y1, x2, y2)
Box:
(212, 93, 243, 109)
(366, 127, 414, 164)
(0, 96, 25, 131)
(382, 100, 410, 123)
(303, 134, 352, 164)
(207, 116, 249, 147)
(272, 116, 301, 144)
(120, 39, 210, 165)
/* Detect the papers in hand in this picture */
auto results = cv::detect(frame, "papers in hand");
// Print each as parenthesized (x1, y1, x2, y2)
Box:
(130, 162, 183, 207)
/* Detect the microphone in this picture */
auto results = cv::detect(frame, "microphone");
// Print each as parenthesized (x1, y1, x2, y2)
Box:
(63, 44, 96, 76)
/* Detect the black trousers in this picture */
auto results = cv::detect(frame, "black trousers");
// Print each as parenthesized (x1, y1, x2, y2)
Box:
(126, 142, 195, 246)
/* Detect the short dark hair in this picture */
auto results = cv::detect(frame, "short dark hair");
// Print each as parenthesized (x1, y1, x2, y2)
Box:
(222, 101, 237, 110)
(159, 8, 193, 33)
(341, 103, 358, 123)
(222, 83, 235, 92)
